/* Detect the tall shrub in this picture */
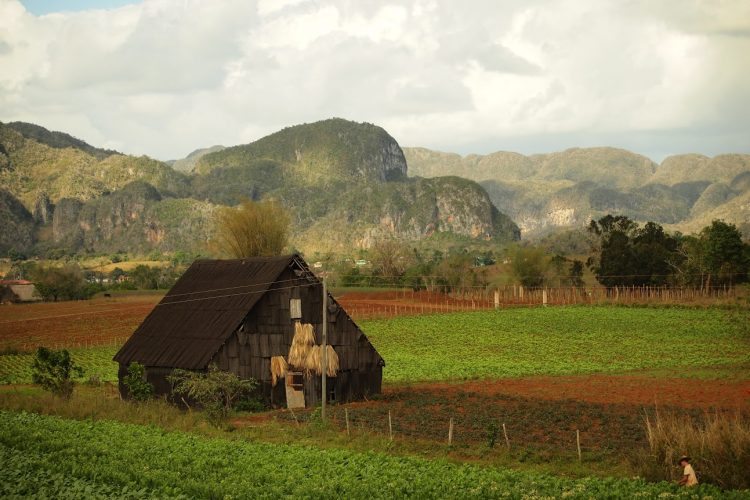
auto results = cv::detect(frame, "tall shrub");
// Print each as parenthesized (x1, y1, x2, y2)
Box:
(122, 362, 154, 401)
(31, 347, 84, 398)
(168, 365, 257, 427)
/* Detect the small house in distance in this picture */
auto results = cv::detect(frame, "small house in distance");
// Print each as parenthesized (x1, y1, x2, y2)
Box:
(114, 255, 384, 407)
(0, 280, 41, 304)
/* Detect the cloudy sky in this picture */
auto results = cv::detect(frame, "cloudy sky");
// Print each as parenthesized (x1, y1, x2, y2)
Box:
(1, 0, 748, 162)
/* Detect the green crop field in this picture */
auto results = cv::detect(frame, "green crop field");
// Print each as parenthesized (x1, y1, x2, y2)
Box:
(365, 307, 750, 382)
(0, 411, 740, 499)
(0, 347, 119, 384)
(1, 307, 748, 384)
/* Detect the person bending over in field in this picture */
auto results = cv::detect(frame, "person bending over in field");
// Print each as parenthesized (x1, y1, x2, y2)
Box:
(678, 456, 698, 487)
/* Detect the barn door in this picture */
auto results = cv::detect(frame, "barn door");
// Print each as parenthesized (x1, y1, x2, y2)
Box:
(285, 371, 305, 409)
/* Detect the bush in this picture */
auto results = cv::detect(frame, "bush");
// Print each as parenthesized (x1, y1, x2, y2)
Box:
(31, 347, 84, 398)
(168, 365, 257, 427)
(122, 362, 153, 401)
(633, 411, 750, 490)
(233, 396, 266, 413)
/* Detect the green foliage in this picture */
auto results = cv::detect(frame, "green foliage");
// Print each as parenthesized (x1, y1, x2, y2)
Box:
(0, 444, 173, 499)
(485, 421, 499, 449)
(510, 245, 548, 288)
(122, 362, 153, 402)
(0, 411, 740, 498)
(31, 263, 98, 301)
(701, 220, 749, 285)
(168, 365, 258, 427)
(587, 216, 682, 287)
(31, 348, 84, 399)
(6, 121, 118, 160)
(362, 308, 750, 383)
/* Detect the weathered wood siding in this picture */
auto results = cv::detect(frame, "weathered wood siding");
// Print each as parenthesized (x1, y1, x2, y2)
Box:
(122, 267, 383, 406)
(209, 268, 383, 406)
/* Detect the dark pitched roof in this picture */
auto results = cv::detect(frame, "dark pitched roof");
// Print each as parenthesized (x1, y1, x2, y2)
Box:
(114, 255, 300, 369)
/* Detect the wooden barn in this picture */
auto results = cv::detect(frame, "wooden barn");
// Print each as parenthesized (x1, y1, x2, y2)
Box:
(113, 255, 384, 407)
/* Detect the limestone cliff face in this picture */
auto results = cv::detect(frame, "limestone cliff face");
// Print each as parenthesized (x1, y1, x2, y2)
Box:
(293, 177, 519, 253)
(0, 189, 34, 254)
(52, 181, 215, 254)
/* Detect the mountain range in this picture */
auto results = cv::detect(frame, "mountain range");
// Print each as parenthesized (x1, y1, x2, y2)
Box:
(405, 147, 750, 237)
(1, 118, 748, 259)
(0, 119, 518, 257)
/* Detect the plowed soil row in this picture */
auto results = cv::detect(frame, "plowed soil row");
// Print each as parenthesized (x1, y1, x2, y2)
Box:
(272, 375, 749, 454)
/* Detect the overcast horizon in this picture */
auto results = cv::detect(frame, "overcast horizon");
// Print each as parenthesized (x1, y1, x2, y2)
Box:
(1, 0, 748, 163)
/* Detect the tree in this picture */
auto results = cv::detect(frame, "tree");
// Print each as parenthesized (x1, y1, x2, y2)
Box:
(586, 216, 639, 287)
(587, 216, 681, 287)
(369, 238, 412, 284)
(569, 260, 585, 288)
(31, 347, 84, 399)
(509, 246, 547, 288)
(214, 200, 290, 258)
(32, 263, 94, 301)
(701, 220, 749, 286)
(129, 265, 160, 289)
(631, 222, 682, 286)
(168, 365, 258, 427)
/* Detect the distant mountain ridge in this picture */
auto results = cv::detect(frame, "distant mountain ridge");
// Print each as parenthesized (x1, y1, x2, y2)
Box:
(0, 119, 519, 256)
(404, 147, 750, 236)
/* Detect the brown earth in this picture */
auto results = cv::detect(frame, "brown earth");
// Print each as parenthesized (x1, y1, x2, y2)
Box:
(396, 375, 750, 411)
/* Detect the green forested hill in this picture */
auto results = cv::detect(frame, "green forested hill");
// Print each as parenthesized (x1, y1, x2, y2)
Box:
(0, 122, 190, 207)
(0, 119, 519, 256)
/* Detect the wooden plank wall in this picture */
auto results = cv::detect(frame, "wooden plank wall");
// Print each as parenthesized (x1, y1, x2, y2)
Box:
(209, 267, 384, 407)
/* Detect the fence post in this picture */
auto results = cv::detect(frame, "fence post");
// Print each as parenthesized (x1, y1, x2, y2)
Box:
(494, 289, 500, 310)
(388, 410, 393, 441)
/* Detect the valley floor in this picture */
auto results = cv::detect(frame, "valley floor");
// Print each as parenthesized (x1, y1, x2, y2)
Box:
(0, 299, 748, 496)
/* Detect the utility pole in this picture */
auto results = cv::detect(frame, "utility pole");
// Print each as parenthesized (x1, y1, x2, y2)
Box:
(321, 279, 328, 420)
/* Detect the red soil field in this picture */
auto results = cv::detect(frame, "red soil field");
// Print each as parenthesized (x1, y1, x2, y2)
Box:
(399, 375, 750, 411)
(0, 295, 159, 351)
(273, 375, 749, 453)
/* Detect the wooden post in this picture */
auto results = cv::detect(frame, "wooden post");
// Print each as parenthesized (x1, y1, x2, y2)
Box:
(502, 423, 510, 449)
(494, 289, 500, 310)
(345, 408, 350, 437)
(448, 417, 454, 445)
(388, 410, 393, 441)
(321, 280, 328, 421)
(576, 429, 581, 461)
(542, 289, 548, 307)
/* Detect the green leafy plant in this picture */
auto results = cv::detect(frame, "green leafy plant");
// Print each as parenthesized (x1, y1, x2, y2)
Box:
(485, 421, 498, 449)
(31, 347, 84, 398)
(122, 362, 153, 402)
(167, 364, 257, 427)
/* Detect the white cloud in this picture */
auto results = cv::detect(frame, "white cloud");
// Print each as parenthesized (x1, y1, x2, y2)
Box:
(0, 0, 747, 161)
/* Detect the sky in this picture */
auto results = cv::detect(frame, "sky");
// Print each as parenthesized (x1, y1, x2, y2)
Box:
(1, 0, 748, 162)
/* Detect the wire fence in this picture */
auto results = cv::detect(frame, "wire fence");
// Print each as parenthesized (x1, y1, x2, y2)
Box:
(339, 284, 742, 320)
